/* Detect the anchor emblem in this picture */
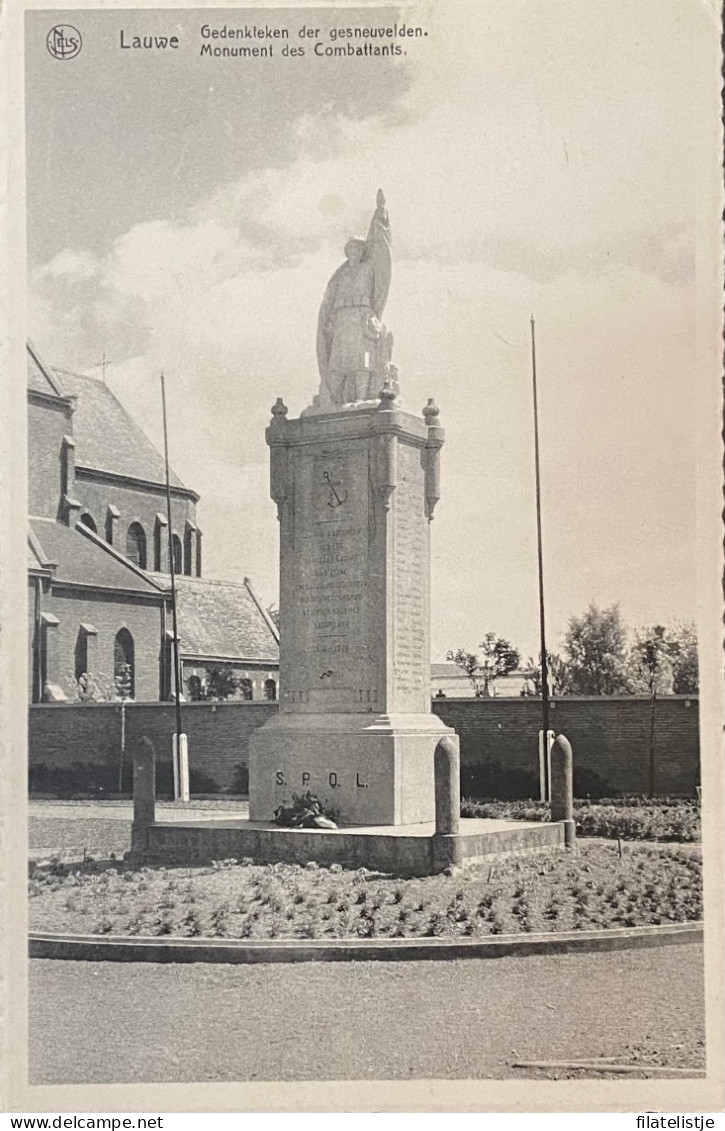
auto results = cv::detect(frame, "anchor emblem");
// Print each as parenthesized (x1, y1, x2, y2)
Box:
(323, 470, 347, 508)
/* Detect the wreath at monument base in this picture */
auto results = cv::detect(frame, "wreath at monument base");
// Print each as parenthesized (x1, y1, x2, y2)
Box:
(273, 791, 338, 830)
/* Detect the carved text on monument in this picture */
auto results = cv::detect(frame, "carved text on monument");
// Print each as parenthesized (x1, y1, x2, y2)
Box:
(287, 445, 376, 706)
(393, 443, 427, 706)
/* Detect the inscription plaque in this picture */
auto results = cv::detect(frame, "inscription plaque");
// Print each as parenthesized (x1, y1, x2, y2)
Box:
(393, 442, 428, 711)
(283, 444, 380, 712)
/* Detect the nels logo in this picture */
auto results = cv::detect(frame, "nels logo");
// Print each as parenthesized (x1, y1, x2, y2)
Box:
(46, 25, 82, 59)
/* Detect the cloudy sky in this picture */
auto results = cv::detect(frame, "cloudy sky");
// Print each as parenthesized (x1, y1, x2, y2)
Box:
(25, 0, 720, 660)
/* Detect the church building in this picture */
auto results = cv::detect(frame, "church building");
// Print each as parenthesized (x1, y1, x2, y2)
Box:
(27, 342, 279, 704)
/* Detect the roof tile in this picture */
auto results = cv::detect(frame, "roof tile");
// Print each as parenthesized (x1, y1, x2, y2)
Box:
(29, 519, 164, 594)
(174, 577, 279, 663)
(51, 368, 185, 488)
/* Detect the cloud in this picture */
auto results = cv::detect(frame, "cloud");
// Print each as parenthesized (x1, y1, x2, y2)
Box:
(38, 249, 98, 280)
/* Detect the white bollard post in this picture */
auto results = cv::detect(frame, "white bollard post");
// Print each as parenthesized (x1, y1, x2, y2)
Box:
(172, 734, 179, 800)
(538, 729, 555, 801)
(179, 733, 190, 802)
(172, 732, 190, 802)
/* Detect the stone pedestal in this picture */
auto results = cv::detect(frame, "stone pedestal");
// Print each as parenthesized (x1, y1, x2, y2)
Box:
(249, 394, 458, 826)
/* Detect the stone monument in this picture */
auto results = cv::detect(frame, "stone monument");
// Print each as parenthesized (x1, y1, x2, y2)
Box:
(248, 191, 459, 826)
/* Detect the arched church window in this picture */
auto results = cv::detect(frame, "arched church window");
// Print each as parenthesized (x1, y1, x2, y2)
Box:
(264, 679, 277, 701)
(126, 522, 147, 569)
(183, 527, 193, 576)
(74, 631, 88, 683)
(79, 512, 97, 533)
(154, 517, 166, 572)
(114, 628, 135, 699)
(239, 678, 253, 701)
(171, 534, 183, 575)
(187, 675, 204, 701)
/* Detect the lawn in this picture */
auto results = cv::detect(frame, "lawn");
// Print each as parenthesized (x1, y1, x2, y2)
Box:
(29, 841, 702, 940)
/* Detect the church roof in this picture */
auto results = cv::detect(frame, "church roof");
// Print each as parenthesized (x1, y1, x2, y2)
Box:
(29, 518, 165, 595)
(28, 525, 53, 571)
(49, 366, 186, 490)
(174, 577, 279, 663)
(27, 342, 67, 399)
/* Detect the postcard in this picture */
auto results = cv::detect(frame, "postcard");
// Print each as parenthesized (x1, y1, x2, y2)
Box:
(1, 0, 723, 1115)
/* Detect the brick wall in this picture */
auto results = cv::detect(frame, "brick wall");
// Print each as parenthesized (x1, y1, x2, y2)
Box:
(432, 696, 700, 798)
(29, 700, 277, 796)
(74, 473, 196, 573)
(41, 589, 165, 702)
(28, 398, 70, 518)
(29, 695, 700, 800)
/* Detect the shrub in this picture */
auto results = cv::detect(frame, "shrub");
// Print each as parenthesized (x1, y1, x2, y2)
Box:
(460, 798, 700, 842)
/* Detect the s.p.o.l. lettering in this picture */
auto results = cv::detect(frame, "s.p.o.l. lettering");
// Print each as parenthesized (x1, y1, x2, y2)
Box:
(274, 771, 368, 789)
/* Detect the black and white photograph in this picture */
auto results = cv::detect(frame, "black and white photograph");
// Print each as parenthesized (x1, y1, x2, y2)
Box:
(1, 0, 723, 1114)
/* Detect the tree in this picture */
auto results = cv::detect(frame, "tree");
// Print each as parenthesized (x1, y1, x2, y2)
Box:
(70, 669, 133, 792)
(114, 662, 133, 793)
(629, 625, 675, 696)
(204, 665, 244, 702)
(114, 662, 133, 702)
(525, 651, 572, 697)
(71, 671, 116, 703)
(629, 625, 676, 797)
(447, 633, 521, 697)
(563, 602, 633, 696)
(670, 619, 699, 694)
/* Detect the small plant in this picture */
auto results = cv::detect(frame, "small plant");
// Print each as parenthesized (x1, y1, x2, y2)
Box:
(424, 911, 447, 938)
(208, 904, 230, 936)
(126, 913, 146, 935)
(488, 914, 505, 935)
(149, 914, 173, 937)
(180, 909, 202, 937)
(356, 916, 375, 938)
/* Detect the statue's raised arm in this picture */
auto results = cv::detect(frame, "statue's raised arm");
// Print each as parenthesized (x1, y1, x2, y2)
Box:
(366, 188, 392, 319)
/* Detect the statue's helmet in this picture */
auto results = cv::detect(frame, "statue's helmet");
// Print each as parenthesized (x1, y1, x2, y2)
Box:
(344, 236, 367, 261)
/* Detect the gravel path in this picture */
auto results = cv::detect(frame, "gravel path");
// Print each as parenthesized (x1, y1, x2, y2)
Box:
(28, 800, 250, 860)
(29, 943, 705, 1085)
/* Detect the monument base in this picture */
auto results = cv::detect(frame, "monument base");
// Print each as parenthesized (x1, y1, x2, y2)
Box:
(128, 817, 567, 877)
(248, 712, 457, 826)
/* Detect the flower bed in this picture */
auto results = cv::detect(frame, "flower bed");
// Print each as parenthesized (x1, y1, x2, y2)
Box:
(28, 842, 702, 941)
(459, 799, 700, 842)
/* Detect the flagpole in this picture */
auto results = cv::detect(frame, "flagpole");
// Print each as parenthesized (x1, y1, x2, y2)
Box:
(530, 316, 551, 798)
(160, 372, 184, 798)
